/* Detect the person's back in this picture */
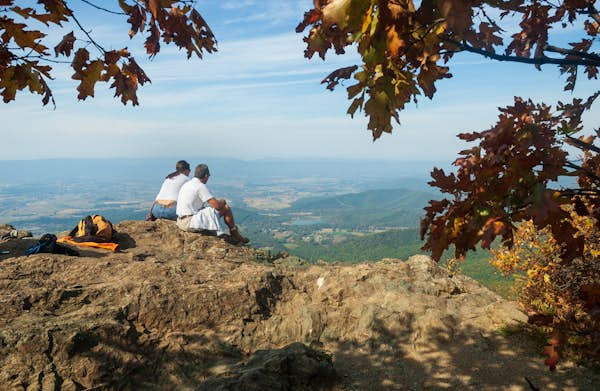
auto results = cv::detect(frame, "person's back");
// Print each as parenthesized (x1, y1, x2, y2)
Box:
(176, 177, 208, 217)
(149, 160, 190, 221)
(155, 172, 189, 201)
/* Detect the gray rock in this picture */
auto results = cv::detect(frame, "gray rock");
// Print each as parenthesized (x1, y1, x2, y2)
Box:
(201, 342, 336, 391)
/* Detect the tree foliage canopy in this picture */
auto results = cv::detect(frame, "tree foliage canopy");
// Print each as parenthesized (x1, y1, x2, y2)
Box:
(297, 0, 600, 137)
(0, 0, 216, 106)
(297, 0, 600, 368)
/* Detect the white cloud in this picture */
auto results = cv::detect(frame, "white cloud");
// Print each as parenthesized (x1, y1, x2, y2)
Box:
(220, 0, 309, 26)
(221, 1, 256, 10)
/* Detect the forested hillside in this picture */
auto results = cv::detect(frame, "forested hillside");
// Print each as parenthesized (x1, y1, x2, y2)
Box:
(286, 188, 433, 228)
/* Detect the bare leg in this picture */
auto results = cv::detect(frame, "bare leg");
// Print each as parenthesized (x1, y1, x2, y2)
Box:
(217, 202, 249, 244)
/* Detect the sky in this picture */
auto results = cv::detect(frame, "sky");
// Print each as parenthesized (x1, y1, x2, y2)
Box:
(1, 0, 598, 162)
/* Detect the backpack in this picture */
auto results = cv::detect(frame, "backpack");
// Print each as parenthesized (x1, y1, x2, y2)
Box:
(69, 215, 116, 243)
(25, 233, 79, 256)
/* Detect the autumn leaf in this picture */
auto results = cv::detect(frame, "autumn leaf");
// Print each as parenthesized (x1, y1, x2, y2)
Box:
(124, 3, 146, 37)
(304, 28, 331, 60)
(296, 9, 321, 33)
(428, 167, 456, 192)
(54, 31, 75, 57)
(525, 184, 560, 225)
(386, 25, 404, 56)
(10, 5, 68, 26)
(145, 23, 160, 57)
(364, 91, 394, 139)
(543, 345, 560, 371)
(321, 65, 358, 91)
(38, 73, 53, 106)
(124, 57, 150, 85)
(110, 71, 138, 105)
(417, 62, 450, 98)
(480, 218, 507, 248)
(75, 60, 103, 100)
(347, 95, 364, 117)
(321, 0, 352, 30)
(2, 20, 47, 54)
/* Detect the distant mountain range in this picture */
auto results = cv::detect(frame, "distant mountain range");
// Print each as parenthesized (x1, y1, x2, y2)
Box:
(0, 158, 514, 297)
(0, 157, 447, 186)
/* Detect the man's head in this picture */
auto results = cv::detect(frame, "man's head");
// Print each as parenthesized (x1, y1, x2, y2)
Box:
(194, 164, 210, 181)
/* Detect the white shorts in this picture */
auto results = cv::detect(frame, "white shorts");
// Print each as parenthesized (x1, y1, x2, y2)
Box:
(178, 207, 225, 236)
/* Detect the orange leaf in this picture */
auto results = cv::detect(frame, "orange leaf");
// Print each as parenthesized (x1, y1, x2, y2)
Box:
(296, 9, 321, 33)
(386, 26, 404, 56)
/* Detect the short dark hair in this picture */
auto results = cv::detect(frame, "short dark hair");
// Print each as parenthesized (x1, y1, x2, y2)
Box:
(194, 164, 210, 179)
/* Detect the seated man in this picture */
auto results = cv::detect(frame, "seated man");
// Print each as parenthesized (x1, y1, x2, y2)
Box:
(176, 164, 249, 244)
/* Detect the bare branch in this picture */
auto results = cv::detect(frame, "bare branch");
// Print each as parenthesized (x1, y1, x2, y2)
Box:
(564, 135, 600, 154)
(449, 39, 600, 67)
(68, 8, 106, 54)
(545, 45, 600, 62)
(565, 161, 600, 184)
(79, 0, 125, 15)
(588, 4, 600, 25)
(475, 5, 505, 33)
(16, 55, 71, 64)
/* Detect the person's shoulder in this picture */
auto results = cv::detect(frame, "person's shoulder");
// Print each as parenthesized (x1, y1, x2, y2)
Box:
(181, 177, 196, 188)
(196, 180, 211, 192)
(175, 173, 191, 182)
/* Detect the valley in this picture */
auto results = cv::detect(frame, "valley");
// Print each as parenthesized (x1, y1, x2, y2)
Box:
(0, 158, 513, 296)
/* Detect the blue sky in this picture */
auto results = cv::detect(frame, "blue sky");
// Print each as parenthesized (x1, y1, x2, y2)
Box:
(1, 0, 598, 162)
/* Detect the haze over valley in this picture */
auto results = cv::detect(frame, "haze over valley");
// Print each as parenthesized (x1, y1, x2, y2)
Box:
(0, 157, 512, 295)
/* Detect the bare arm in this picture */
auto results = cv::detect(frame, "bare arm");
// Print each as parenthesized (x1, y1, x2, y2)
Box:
(207, 198, 226, 210)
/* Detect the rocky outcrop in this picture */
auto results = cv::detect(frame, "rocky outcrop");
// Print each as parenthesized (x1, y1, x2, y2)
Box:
(0, 220, 597, 390)
(200, 342, 337, 391)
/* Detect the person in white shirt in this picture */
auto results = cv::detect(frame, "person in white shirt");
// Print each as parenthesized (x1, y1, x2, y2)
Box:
(176, 164, 249, 244)
(148, 160, 191, 221)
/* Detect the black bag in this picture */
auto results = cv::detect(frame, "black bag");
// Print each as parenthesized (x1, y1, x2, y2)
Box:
(25, 234, 79, 256)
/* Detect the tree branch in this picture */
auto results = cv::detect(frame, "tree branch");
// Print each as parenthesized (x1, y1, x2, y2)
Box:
(588, 4, 600, 26)
(17, 55, 71, 64)
(565, 161, 600, 184)
(79, 0, 125, 15)
(545, 45, 600, 61)
(68, 9, 106, 54)
(559, 188, 600, 197)
(450, 39, 600, 67)
(475, 5, 505, 33)
(564, 135, 600, 154)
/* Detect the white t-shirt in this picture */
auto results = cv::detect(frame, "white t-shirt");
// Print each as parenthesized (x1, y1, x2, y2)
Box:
(155, 173, 190, 201)
(176, 177, 215, 216)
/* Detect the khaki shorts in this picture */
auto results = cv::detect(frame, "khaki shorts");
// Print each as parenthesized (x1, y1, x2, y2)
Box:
(176, 215, 192, 231)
